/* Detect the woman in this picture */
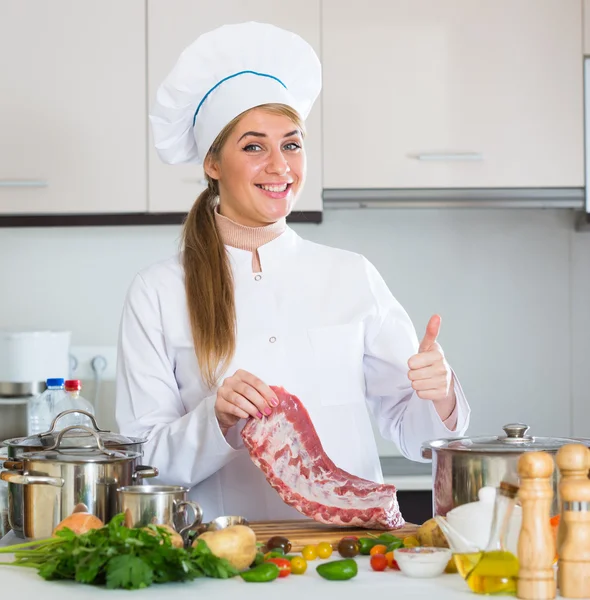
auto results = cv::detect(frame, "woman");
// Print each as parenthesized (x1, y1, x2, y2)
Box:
(116, 22, 470, 522)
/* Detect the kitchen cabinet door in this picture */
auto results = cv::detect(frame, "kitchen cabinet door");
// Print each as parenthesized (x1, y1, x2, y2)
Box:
(323, 0, 584, 189)
(147, 0, 322, 215)
(0, 1, 146, 215)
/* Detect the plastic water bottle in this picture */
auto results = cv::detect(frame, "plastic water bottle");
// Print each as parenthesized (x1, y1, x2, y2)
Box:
(27, 378, 67, 435)
(52, 380, 95, 428)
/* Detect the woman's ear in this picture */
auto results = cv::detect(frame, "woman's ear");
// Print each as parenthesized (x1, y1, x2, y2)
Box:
(204, 154, 221, 180)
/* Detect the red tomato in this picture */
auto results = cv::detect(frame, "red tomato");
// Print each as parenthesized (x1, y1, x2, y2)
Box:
(370, 553, 388, 572)
(265, 557, 291, 578)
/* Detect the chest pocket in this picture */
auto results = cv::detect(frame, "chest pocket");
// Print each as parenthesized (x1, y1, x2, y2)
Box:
(307, 323, 366, 406)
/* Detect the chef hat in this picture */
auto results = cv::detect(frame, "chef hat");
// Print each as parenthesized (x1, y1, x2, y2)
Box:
(149, 21, 322, 165)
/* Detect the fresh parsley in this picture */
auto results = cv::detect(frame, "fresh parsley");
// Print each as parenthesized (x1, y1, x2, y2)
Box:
(0, 513, 238, 590)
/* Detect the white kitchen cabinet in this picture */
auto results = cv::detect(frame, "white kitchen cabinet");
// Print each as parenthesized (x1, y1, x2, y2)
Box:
(147, 0, 322, 215)
(0, 1, 146, 215)
(322, 0, 584, 189)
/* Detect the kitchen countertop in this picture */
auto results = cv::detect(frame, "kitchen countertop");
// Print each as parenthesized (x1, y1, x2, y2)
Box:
(0, 554, 505, 599)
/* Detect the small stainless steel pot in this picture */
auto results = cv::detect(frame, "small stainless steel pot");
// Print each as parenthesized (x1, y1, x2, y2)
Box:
(2, 410, 147, 538)
(117, 485, 203, 544)
(422, 423, 590, 517)
(0, 425, 157, 539)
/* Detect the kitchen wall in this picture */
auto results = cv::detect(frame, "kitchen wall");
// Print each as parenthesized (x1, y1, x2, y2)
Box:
(0, 206, 588, 454)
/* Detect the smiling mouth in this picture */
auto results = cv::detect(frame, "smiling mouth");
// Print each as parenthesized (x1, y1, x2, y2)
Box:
(255, 183, 292, 193)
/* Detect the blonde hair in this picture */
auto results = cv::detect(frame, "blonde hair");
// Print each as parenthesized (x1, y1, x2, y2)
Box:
(181, 103, 305, 387)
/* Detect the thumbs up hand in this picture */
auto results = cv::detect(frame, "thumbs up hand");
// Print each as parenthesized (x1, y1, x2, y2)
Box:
(408, 315, 456, 419)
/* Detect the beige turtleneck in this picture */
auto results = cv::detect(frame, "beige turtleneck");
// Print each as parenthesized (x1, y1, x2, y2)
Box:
(214, 208, 286, 272)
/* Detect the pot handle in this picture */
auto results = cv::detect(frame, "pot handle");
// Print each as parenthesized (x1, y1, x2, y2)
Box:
(0, 470, 64, 487)
(42, 410, 107, 436)
(47, 425, 122, 457)
(421, 446, 433, 460)
(132, 465, 159, 481)
(176, 500, 204, 538)
(0, 460, 23, 470)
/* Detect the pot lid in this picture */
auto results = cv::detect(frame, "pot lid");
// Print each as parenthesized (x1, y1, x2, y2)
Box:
(21, 446, 139, 464)
(3, 410, 145, 449)
(19, 425, 140, 463)
(426, 423, 588, 453)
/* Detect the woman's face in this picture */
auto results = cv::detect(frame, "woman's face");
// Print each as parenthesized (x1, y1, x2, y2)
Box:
(204, 108, 305, 227)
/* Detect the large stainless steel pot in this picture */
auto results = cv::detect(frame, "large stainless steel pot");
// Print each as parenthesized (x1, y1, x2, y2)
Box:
(422, 423, 590, 518)
(1, 424, 156, 539)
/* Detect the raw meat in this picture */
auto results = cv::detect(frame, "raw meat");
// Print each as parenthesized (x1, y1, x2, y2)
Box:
(241, 386, 405, 529)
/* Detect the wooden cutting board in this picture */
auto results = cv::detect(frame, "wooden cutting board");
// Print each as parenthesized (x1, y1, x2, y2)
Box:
(249, 519, 419, 551)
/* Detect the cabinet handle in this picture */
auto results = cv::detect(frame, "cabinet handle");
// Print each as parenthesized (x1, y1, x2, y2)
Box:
(0, 180, 48, 188)
(414, 153, 483, 162)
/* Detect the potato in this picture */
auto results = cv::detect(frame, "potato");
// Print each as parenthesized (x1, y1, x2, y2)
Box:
(194, 525, 257, 571)
(417, 517, 449, 548)
(52, 512, 104, 536)
(144, 523, 184, 548)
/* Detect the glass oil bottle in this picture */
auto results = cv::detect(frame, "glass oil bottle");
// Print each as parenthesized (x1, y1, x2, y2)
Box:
(457, 481, 520, 595)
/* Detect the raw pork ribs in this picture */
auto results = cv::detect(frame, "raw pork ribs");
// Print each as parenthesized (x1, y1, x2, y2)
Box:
(241, 386, 404, 529)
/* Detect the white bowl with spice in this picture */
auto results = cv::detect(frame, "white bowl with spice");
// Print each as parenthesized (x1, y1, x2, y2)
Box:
(395, 547, 452, 578)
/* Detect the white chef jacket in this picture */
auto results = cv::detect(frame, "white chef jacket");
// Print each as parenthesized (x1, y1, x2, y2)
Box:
(115, 227, 470, 522)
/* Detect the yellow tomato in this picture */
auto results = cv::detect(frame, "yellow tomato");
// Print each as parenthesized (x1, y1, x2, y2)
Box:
(302, 545, 318, 561)
(290, 556, 308, 575)
(403, 536, 420, 548)
(317, 542, 333, 559)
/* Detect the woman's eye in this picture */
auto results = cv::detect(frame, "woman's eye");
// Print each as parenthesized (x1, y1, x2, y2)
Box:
(284, 142, 301, 151)
(243, 144, 262, 152)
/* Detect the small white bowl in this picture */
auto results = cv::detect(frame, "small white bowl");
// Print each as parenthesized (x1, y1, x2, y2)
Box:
(395, 547, 452, 578)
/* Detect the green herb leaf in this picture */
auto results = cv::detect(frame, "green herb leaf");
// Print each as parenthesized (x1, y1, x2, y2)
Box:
(106, 555, 153, 590)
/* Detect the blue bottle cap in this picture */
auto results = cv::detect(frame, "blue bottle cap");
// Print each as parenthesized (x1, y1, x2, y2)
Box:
(46, 378, 65, 387)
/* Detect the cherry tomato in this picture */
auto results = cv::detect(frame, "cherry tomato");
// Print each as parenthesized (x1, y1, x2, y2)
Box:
(369, 544, 388, 556)
(370, 553, 388, 572)
(266, 536, 292, 554)
(265, 557, 291, 578)
(385, 551, 400, 570)
(302, 545, 318, 561)
(337, 538, 360, 558)
(317, 542, 333, 559)
(290, 556, 307, 575)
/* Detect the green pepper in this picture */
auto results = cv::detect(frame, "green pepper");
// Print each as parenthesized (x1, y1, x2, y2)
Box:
(316, 559, 358, 581)
(264, 550, 286, 559)
(358, 537, 380, 555)
(386, 539, 403, 552)
(250, 551, 265, 567)
(378, 533, 403, 545)
(240, 563, 280, 583)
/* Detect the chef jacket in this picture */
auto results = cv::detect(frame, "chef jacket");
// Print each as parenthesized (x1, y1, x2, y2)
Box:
(116, 227, 470, 521)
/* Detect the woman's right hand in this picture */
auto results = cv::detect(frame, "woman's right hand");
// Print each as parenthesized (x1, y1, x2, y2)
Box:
(214, 369, 279, 435)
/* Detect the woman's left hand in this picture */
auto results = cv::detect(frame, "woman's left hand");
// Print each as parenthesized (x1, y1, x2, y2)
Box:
(407, 314, 456, 420)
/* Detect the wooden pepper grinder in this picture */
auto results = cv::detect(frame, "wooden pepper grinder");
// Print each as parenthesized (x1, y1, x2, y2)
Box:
(517, 451, 556, 600)
(558, 473, 590, 597)
(556, 444, 590, 557)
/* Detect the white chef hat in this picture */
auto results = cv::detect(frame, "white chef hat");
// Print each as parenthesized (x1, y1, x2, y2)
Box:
(149, 21, 322, 165)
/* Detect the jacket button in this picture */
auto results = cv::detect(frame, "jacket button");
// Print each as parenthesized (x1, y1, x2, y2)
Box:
(254, 274, 262, 281)
(269, 336, 276, 343)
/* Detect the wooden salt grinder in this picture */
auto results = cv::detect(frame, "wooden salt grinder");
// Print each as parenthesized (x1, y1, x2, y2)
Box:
(556, 444, 590, 556)
(558, 476, 590, 598)
(517, 451, 556, 600)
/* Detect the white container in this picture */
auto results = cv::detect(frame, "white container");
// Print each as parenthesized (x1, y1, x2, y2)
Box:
(395, 547, 452, 578)
(0, 331, 70, 384)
